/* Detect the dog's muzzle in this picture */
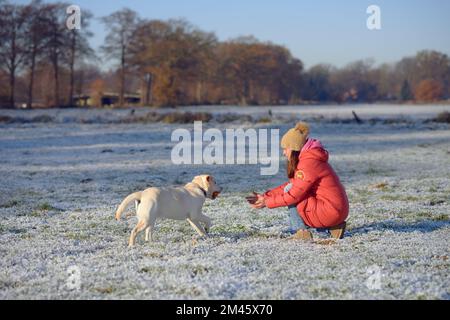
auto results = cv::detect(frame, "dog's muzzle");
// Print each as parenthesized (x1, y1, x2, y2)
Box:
(212, 191, 220, 200)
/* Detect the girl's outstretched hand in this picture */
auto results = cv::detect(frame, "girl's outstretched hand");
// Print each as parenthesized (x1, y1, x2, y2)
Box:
(245, 192, 258, 204)
(246, 192, 266, 209)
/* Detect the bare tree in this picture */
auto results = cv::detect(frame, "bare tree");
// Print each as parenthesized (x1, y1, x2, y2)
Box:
(44, 2, 70, 107)
(101, 8, 139, 107)
(67, 9, 94, 107)
(22, 0, 53, 108)
(0, 2, 28, 108)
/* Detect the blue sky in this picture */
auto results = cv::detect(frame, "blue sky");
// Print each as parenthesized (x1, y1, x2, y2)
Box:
(12, 0, 450, 68)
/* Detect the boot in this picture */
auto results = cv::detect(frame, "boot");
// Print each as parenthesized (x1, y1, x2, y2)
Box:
(292, 229, 313, 240)
(329, 221, 346, 239)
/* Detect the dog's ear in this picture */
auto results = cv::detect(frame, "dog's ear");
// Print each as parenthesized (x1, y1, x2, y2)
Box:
(206, 175, 211, 182)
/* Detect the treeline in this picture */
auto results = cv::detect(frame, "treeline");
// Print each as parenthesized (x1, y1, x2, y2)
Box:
(302, 52, 450, 103)
(0, 1, 449, 108)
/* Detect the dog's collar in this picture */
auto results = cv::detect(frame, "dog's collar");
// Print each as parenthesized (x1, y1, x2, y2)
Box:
(191, 182, 208, 198)
(197, 187, 207, 198)
(192, 183, 207, 197)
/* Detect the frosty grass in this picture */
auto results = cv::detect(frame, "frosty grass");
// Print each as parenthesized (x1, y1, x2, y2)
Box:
(0, 104, 449, 299)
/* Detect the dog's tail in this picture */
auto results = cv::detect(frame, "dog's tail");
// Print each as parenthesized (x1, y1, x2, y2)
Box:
(115, 191, 142, 221)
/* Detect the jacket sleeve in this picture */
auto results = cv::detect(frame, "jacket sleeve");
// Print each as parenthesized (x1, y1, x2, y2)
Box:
(264, 168, 317, 209)
(263, 181, 289, 197)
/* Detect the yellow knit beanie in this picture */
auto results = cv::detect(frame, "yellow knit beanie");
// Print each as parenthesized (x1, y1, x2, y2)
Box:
(280, 122, 310, 151)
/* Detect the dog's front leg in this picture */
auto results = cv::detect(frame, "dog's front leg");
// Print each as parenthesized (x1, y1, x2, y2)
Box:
(187, 218, 207, 237)
(144, 227, 154, 242)
(198, 214, 212, 233)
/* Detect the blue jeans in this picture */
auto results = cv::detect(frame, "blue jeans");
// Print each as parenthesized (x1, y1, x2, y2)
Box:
(284, 183, 329, 234)
(284, 183, 309, 231)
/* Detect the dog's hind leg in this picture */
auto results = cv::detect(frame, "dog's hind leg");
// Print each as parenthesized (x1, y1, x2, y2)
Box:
(129, 219, 149, 247)
(139, 199, 157, 244)
(187, 218, 207, 237)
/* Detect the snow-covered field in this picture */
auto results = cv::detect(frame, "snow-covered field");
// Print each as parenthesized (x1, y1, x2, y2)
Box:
(0, 104, 449, 300)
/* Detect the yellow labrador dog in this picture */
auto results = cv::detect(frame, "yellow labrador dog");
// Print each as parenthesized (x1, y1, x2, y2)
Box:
(115, 175, 222, 246)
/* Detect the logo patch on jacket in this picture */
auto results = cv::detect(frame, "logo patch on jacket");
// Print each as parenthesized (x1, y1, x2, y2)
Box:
(296, 170, 305, 180)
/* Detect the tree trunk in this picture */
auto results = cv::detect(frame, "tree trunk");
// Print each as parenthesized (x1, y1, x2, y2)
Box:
(119, 44, 125, 107)
(8, 30, 16, 109)
(53, 56, 60, 107)
(77, 69, 84, 102)
(145, 74, 152, 105)
(120, 67, 125, 107)
(27, 48, 36, 109)
(240, 79, 249, 106)
(196, 81, 203, 104)
(9, 67, 15, 109)
(69, 33, 76, 107)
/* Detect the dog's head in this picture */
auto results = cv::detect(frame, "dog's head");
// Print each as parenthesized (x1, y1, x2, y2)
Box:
(192, 175, 222, 200)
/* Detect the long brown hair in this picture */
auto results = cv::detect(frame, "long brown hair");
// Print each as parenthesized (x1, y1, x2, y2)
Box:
(287, 150, 300, 179)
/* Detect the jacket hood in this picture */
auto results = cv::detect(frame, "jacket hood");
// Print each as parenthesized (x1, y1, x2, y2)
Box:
(301, 138, 323, 152)
(299, 139, 328, 162)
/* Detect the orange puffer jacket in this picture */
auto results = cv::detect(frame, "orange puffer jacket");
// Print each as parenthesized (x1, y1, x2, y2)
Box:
(264, 145, 349, 228)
